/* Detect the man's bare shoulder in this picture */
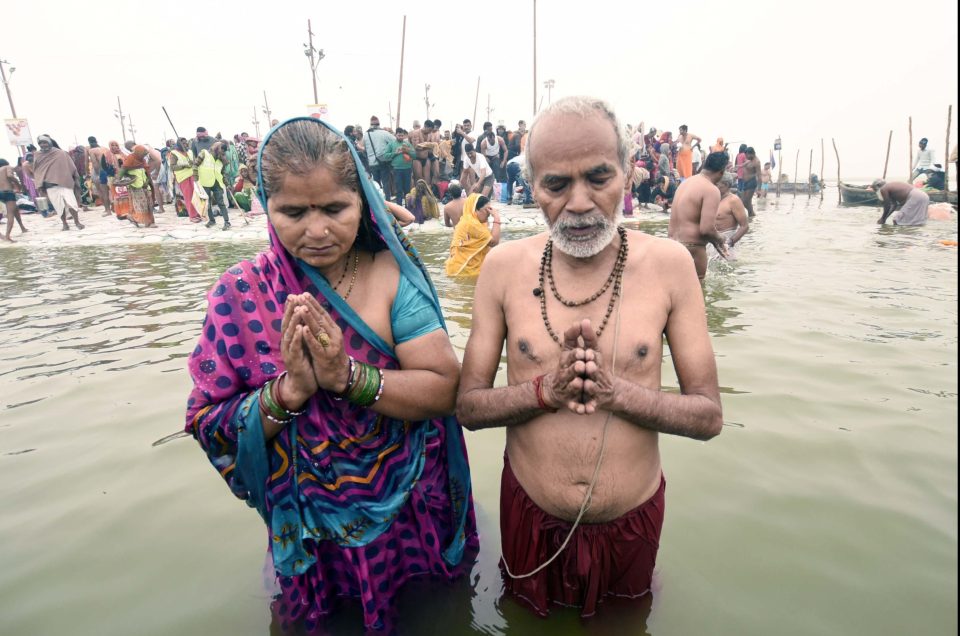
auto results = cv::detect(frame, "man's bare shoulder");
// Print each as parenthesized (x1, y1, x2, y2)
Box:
(483, 232, 547, 274)
(625, 229, 691, 265)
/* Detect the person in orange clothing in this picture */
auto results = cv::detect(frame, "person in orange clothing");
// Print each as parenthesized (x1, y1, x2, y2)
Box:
(676, 125, 702, 180)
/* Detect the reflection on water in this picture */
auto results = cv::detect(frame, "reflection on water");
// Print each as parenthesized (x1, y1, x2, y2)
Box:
(0, 198, 956, 636)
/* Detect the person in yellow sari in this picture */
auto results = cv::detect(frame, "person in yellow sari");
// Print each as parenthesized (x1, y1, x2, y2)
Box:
(444, 193, 501, 277)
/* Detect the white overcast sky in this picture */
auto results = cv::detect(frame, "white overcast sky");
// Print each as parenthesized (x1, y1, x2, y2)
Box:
(3, 0, 958, 179)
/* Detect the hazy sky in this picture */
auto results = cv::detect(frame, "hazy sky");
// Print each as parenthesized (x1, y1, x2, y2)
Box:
(3, 0, 958, 179)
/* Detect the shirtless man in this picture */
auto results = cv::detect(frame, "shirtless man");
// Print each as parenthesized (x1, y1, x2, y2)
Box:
(87, 136, 117, 216)
(408, 120, 433, 186)
(676, 124, 702, 180)
(144, 145, 167, 213)
(668, 151, 729, 280)
(739, 147, 761, 217)
(872, 179, 929, 226)
(457, 96, 723, 619)
(711, 173, 749, 260)
(759, 162, 772, 198)
(443, 183, 465, 227)
(0, 158, 28, 242)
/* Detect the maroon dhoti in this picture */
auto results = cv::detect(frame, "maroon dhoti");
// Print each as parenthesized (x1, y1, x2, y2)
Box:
(499, 455, 665, 618)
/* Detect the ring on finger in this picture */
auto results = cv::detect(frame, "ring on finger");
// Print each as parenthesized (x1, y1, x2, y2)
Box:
(317, 330, 331, 349)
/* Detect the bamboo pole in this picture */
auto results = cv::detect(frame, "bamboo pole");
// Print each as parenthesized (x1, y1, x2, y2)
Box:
(793, 148, 800, 197)
(945, 105, 952, 194)
(808, 149, 813, 199)
(882, 129, 893, 179)
(396, 16, 407, 128)
(820, 138, 825, 201)
(473, 76, 480, 126)
(832, 138, 841, 205)
(533, 0, 537, 115)
(908, 116, 913, 180)
(776, 149, 782, 197)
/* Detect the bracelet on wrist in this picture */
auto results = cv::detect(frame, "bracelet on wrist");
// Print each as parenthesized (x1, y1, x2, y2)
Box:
(273, 371, 307, 415)
(532, 374, 558, 413)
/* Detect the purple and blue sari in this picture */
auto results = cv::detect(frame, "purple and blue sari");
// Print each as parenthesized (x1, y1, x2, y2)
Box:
(185, 117, 477, 633)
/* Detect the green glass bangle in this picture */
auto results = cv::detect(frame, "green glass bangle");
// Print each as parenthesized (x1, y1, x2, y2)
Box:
(260, 381, 288, 421)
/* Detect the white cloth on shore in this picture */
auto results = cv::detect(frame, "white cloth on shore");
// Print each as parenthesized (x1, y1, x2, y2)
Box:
(894, 188, 929, 226)
(47, 186, 79, 214)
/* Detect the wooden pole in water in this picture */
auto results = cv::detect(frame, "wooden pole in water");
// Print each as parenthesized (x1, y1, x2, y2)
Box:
(396, 15, 407, 129)
(808, 149, 813, 199)
(882, 129, 893, 179)
(793, 148, 800, 197)
(776, 148, 782, 197)
(819, 141, 825, 199)
(832, 138, 841, 205)
(908, 116, 913, 180)
(945, 105, 952, 195)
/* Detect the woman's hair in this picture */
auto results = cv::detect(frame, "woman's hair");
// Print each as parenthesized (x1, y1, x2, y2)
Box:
(260, 120, 383, 252)
(476, 195, 490, 209)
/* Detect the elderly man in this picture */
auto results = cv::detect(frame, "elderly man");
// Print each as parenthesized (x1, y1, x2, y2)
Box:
(711, 173, 750, 260)
(668, 151, 729, 280)
(32, 134, 84, 230)
(456, 96, 723, 619)
(872, 180, 929, 226)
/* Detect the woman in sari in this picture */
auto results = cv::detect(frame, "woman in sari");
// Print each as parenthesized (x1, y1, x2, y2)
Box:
(186, 118, 477, 633)
(115, 145, 156, 227)
(443, 193, 501, 277)
(232, 164, 265, 216)
(404, 178, 440, 224)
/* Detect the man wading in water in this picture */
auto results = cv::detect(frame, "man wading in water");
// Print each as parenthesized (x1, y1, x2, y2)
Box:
(456, 96, 724, 619)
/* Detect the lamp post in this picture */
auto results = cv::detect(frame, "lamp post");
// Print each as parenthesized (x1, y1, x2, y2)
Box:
(544, 79, 555, 105)
(0, 58, 18, 118)
(304, 20, 325, 104)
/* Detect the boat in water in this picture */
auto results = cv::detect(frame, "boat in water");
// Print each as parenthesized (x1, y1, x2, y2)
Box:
(839, 182, 958, 207)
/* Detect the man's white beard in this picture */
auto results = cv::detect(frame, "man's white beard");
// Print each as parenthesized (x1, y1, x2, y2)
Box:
(546, 202, 624, 259)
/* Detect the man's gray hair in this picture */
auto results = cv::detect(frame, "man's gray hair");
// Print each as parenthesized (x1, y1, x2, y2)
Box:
(523, 96, 630, 182)
(720, 172, 737, 188)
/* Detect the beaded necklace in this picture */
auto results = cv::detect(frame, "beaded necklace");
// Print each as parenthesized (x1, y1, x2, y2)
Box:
(535, 226, 628, 345)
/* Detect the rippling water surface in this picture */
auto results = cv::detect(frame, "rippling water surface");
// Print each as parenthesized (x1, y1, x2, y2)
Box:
(1, 196, 956, 635)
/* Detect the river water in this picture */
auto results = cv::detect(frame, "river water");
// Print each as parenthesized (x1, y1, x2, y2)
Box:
(1, 195, 956, 636)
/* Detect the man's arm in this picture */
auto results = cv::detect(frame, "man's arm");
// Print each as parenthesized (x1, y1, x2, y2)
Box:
(877, 189, 897, 223)
(583, 244, 723, 440)
(456, 248, 584, 430)
(699, 187, 727, 256)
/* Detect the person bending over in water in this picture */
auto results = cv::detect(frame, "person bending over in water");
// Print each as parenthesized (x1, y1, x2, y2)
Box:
(872, 179, 929, 226)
